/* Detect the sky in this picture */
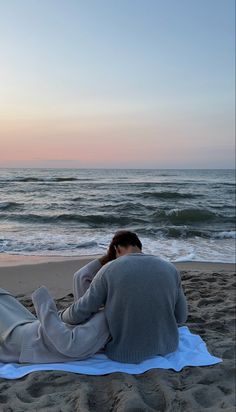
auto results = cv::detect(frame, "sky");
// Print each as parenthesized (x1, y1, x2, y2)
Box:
(0, 0, 235, 169)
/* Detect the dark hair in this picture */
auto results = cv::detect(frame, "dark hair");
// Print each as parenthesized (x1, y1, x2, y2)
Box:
(111, 230, 142, 250)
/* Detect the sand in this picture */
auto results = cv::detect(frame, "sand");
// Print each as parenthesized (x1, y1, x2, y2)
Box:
(0, 254, 235, 411)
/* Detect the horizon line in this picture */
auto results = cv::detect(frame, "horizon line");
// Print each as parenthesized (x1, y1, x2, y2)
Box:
(0, 167, 235, 171)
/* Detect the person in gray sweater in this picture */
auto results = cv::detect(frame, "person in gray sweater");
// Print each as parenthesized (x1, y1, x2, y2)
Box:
(60, 231, 188, 364)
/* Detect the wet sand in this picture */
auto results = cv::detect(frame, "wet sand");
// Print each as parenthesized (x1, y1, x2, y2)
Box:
(0, 254, 235, 411)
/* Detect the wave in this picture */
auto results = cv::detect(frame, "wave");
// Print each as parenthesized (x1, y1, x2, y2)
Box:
(166, 208, 217, 223)
(98, 202, 154, 212)
(156, 173, 176, 176)
(16, 177, 41, 182)
(0, 201, 22, 211)
(142, 191, 197, 199)
(151, 208, 219, 225)
(71, 196, 84, 201)
(76, 241, 98, 249)
(0, 212, 143, 226)
(53, 177, 78, 182)
(55, 213, 142, 225)
(163, 227, 236, 239)
(1, 205, 234, 228)
(165, 227, 209, 238)
(2, 177, 92, 183)
(136, 225, 233, 239)
(212, 182, 235, 187)
(215, 231, 236, 239)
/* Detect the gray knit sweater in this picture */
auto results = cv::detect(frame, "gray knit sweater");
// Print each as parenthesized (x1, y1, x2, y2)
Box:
(61, 253, 188, 363)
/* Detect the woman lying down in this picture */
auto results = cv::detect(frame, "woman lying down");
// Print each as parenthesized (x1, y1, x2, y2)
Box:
(0, 254, 113, 364)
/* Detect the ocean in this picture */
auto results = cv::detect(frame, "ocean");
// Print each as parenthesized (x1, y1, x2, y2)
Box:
(0, 168, 235, 262)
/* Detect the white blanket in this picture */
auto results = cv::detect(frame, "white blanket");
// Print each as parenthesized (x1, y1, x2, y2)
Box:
(0, 327, 221, 379)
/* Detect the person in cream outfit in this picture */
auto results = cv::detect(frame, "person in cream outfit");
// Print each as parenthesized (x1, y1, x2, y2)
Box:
(0, 253, 113, 363)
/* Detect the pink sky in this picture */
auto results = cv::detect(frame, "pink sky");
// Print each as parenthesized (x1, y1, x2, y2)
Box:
(0, 1, 235, 169)
(1, 104, 234, 168)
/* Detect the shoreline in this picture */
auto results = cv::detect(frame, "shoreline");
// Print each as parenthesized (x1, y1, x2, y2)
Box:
(0, 253, 235, 298)
(0, 252, 235, 267)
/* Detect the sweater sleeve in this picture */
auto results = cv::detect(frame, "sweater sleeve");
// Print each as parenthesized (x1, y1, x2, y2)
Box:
(73, 258, 102, 301)
(61, 267, 108, 325)
(174, 273, 188, 324)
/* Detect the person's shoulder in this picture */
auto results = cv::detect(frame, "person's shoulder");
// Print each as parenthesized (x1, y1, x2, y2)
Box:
(96, 259, 116, 277)
(139, 254, 179, 272)
(100, 256, 129, 277)
(108, 253, 173, 269)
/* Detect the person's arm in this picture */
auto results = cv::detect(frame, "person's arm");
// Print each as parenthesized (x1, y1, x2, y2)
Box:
(73, 253, 116, 301)
(174, 273, 188, 324)
(60, 267, 108, 325)
(76, 254, 113, 283)
(73, 259, 102, 300)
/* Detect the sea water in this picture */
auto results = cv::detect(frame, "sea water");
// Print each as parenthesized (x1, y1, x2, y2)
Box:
(0, 169, 235, 263)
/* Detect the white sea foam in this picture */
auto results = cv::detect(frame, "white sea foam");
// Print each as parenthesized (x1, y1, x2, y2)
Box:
(173, 253, 196, 262)
(216, 231, 236, 239)
(1, 228, 235, 263)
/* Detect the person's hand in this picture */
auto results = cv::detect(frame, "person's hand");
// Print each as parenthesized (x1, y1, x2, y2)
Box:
(99, 243, 116, 266)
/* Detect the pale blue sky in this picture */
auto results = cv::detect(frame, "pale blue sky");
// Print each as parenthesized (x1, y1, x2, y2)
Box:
(0, 0, 235, 168)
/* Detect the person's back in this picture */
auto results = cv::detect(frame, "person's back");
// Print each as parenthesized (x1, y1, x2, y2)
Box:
(103, 253, 187, 363)
(61, 230, 188, 364)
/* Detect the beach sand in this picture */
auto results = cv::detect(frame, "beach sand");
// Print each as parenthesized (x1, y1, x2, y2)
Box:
(0, 255, 235, 411)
